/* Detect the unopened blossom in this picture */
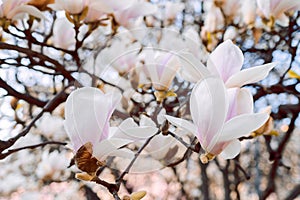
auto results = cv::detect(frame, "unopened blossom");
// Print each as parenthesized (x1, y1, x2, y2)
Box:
(0, 0, 44, 21)
(181, 40, 275, 87)
(256, 0, 300, 27)
(166, 76, 269, 162)
(64, 87, 157, 163)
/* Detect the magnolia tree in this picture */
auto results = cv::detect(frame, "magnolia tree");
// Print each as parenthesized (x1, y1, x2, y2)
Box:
(0, 0, 300, 199)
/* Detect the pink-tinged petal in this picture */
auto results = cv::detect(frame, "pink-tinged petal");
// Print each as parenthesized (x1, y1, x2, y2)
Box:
(219, 139, 241, 159)
(226, 88, 253, 121)
(111, 118, 158, 140)
(53, 17, 75, 50)
(114, 2, 157, 27)
(236, 88, 253, 114)
(225, 63, 275, 87)
(10, 5, 45, 20)
(256, 0, 271, 17)
(273, 0, 300, 17)
(219, 113, 269, 142)
(190, 76, 228, 150)
(64, 87, 121, 151)
(179, 51, 210, 82)
(93, 138, 132, 160)
(165, 115, 197, 135)
(91, 0, 134, 12)
(157, 53, 180, 90)
(208, 40, 244, 82)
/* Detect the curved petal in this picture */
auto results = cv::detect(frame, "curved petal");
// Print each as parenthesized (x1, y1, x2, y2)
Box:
(237, 88, 253, 114)
(256, 0, 271, 18)
(11, 5, 45, 20)
(219, 139, 241, 159)
(226, 88, 253, 121)
(93, 138, 132, 160)
(179, 51, 210, 82)
(112, 118, 158, 140)
(208, 40, 244, 82)
(190, 76, 228, 149)
(64, 87, 121, 151)
(219, 113, 269, 142)
(165, 115, 197, 135)
(225, 63, 276, 88)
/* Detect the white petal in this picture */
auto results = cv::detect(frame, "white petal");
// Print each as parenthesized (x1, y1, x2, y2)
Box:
(256, 0, 271, 18)
(226, 88, 253, 120)
(112, 118, 158, 140)
(165, 115, 197, 135)
(93, 138, 132, 160)
(219, 113, 269, 142)
(190, 76, 228, 149)
(64, 87, 121, 151)
(237, 88, 253, 114)
(12, 5, 45, 19)
(208, 40, 244, 82)
(225, 63, 276, 88)
(140, 115, 156, 127)
(179, 51, 210, 82)
(219, 139, 241, 159)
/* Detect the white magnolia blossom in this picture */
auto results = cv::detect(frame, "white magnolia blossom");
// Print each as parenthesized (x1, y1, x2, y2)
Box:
(256, 0, 300, 27)
(48, 0, 88, 14)
(64, 87, 157, 160)
(52, 17, 75, 50)
(0, 0, 44, 21)
(36, 150, 70, 180)
(181, 40, 275, 87)
(166, 76, 269, 160)
(143, 50, 181, 91)
(241, 0, 256, 25)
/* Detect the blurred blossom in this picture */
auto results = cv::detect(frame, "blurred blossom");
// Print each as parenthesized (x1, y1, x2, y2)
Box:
(156, 1, 184, 23)
(48, 0, 88, 14)
(96, 39, 140, 75)
(38, 113, 67, 141)
(36, 150, 70, 180)
(166, 77, 269, 162)
(223, 26, 238, 41)
(113, 1, 157, 28)
(0, 0, 44, 21)
(241, 0, 256, 25)
(143, 50, 181, 91)
(52, 17, 75, 50)
(256, 0, 300, 27)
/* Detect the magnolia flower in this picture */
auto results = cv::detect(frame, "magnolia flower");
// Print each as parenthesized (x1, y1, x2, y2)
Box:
(64, 87, 157, 163)
(52, 17, 75, 50)
(144, 50, 180, 91)
(48, 0, 88, 14)
(181, 40, 275, 87)
(166, 76, 269, 162)
(256, 0, 300, 27)
(113, 1, 157, 28)
(241, 0, 256, 25)
(96, 39, 140, 75)
(0, 0, 44, 21)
